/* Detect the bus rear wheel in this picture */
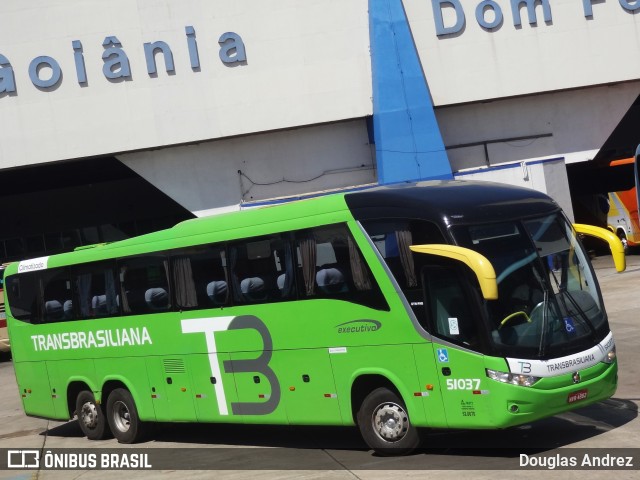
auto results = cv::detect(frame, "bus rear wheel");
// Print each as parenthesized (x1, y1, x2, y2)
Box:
(356, 387, 420, 456)
(106, 388, 147, 444)
(76, 390, 110, 440)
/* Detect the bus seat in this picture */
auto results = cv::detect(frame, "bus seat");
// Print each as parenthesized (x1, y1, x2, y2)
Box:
(277, 274, 286, 294)
(206, 280, 228, 305)
(144, 287, 169, 310)
(63, 300, 73, 319)
(44, 300, 63, 321)
(316, 267, 347, 294)
(241, 277, 267, 302)
(91, 294, 108, 316)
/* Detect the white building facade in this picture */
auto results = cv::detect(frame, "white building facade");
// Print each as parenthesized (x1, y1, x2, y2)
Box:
(0, 0, 638, 259)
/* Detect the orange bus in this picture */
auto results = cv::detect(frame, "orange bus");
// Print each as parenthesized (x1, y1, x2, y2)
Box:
(607, 151, 640, 250)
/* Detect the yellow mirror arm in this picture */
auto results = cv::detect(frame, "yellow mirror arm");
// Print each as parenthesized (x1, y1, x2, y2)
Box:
(573, 224, 626, 273)
(409, 244, 498, 300)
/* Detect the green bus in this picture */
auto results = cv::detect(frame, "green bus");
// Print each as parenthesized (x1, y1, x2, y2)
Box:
(4, 181, 624, 455)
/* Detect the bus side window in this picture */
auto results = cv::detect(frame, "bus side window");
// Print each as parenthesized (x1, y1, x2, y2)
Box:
(229, 235, 294, 304)
(5, 273, 39, 323)
(423, 265, 480, 349)
(71, 262, 118, 319)
(295, 224, 388, 311)
(41, 269, 73, 323)
(361, 219, 446, 322)
(362, 219, 446, 290)
(119, 256, 171, 315)
(171, 246, 229, 309)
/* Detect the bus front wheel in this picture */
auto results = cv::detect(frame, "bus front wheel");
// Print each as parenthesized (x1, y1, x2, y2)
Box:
(356, 387, 420, 456)
(106, 388, 147, 444)
(76, 390, 110, 440)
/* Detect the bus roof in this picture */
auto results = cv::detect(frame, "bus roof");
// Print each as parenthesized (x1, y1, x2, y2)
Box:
(5, 192, 352, 274)
(344, 180, 558, 223)
(5, 180, 559, 274)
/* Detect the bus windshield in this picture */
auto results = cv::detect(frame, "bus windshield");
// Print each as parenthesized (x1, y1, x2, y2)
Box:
(452, 212, 606, 359)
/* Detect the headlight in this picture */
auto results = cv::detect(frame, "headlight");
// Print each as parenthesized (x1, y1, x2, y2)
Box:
(603, 346, 616, 364)
(486, 368, 541, 387)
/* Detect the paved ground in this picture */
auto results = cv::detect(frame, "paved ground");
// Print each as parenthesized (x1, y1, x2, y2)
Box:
(0, 254, 638, 479)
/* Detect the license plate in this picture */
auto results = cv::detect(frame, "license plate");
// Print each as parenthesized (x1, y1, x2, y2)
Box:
(567, 389, 588, 404)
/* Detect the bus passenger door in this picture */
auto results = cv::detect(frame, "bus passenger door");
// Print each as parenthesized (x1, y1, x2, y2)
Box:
(423, 265, 491, 428)
(411, 343, 448, 427)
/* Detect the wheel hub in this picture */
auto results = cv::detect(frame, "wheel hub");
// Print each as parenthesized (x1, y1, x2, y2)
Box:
(113, 400, 131, 433)
(373, 402, 408, 442)
(80, 402, 98, 429)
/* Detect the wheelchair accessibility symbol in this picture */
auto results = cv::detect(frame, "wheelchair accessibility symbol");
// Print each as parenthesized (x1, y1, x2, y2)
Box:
(437, 348, 449, 363)
(564, 317, 576, 334)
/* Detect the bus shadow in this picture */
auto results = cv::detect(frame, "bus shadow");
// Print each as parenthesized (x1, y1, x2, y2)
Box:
(43, 419, 370, 450)
(42, 398, 636, 461)
(44, 420, 85, 438)
(151, 423, 369, 451)
(416, 398, 637, 454)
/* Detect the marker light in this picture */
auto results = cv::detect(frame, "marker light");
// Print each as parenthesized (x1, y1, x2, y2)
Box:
(486, 369, 541, 387)
(603, 346, 616, 364)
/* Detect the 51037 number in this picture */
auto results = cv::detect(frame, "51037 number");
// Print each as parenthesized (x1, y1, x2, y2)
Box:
(446, 378, 481, 390)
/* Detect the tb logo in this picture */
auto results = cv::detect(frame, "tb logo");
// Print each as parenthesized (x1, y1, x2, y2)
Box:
(518, 361, 532, 374)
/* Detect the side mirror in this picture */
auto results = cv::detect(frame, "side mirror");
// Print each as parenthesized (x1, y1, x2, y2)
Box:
(409, 244, 498, 300)
(573, 224, 626, 273)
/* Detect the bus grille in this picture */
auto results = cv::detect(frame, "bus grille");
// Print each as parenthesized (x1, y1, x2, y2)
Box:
(163, 359, 186, 374)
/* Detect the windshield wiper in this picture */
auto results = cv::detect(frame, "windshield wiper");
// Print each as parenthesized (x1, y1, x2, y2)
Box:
(546, 257, 599, 340)
(537, 288, 549, 357)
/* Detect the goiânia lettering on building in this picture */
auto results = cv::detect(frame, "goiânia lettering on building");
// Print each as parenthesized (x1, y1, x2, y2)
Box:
(0, 26, 246, 95)
(30, 327, 152, 352)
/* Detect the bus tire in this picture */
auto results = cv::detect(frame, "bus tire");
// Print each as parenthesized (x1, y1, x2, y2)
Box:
(356, 387, 420, 456)
(106, 388, 146, 444)
(76, 390, 110, 440)
(617, 230, 628, 252)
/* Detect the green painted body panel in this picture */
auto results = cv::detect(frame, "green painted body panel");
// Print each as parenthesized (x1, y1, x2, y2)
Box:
(274, 349, 341, 425)
(145, 356, 197, 422)
(430, 341, 493, 428)
(412, 344, 447, 426)
(14, 361, 54, 418)
(94, 357, 154, 420)
(46, 359, 99, 419)
(329, 344, 425, 426)
(187, 352, 237, 423)
(482, 362, 617, 427)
